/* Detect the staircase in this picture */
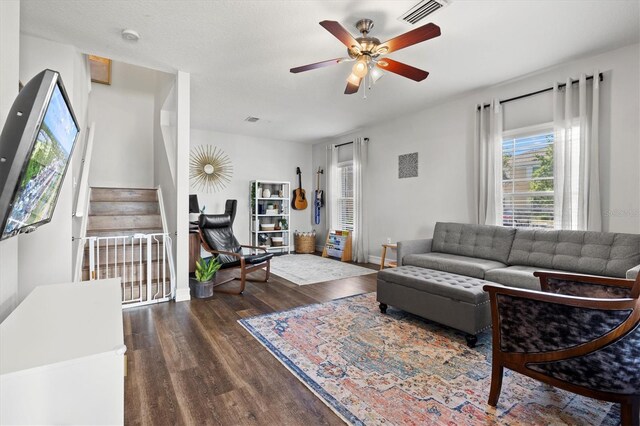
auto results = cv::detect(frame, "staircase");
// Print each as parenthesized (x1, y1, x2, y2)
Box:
(82, 188, 174, 306)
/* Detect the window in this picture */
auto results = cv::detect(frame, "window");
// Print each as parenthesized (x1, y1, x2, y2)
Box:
(502, 126, 554, 229)
(336, 161, 354, 232)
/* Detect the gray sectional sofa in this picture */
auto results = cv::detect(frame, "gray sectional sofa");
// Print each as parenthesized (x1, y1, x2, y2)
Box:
(377, 222, 640, 346)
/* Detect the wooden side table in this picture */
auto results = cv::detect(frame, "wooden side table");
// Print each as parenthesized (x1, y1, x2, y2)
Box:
(380, 243, 398, 270)
(189, 231, 200, 273)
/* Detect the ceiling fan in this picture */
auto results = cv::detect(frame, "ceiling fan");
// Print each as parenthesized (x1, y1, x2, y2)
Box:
(290, 19, 441, 95)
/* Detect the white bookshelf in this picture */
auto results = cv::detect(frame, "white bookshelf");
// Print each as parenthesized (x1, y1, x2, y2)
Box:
(250, 180, 291, 254)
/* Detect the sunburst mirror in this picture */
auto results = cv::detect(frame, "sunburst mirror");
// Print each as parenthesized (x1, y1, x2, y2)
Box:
(189, 145, 233, 192)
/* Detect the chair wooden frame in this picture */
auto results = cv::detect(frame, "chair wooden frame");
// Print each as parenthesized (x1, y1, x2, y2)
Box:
(484, 271, 640, 426)
(198, 229, 271, 295)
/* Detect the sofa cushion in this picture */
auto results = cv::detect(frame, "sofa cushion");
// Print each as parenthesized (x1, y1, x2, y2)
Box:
(485, 265, 566, 291)
(404, 252, 506, 279)
(431, 222, 516, 264)
(508, 229, 640, 278)
(378, 266, 494, 305)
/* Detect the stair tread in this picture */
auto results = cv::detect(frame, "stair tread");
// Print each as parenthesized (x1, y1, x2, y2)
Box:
(91, 188, 158, 202)
(87, 212, 160, 217)
(89, 201, 160, 216)
(85, 229, 165, 237)
(87, 215, 162, 221)
(81, 260, 166, 270)
(86, 227, 164, 231)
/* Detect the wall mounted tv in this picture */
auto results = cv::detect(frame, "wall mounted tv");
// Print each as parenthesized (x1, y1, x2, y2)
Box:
(0, 69, 79, 241)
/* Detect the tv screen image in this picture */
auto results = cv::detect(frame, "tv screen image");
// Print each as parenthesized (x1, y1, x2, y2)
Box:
(0, 69, 79, 240)
(3, 85, 77, 237)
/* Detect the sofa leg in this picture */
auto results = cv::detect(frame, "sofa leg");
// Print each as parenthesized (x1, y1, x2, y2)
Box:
(621, 398, 640, 426)
(379, 303, 387, 314)
(488, 363, 504, 407)
(465, 334, 478, 348)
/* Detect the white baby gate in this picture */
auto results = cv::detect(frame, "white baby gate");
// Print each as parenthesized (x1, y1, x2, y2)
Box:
(81, 233, 176, 308)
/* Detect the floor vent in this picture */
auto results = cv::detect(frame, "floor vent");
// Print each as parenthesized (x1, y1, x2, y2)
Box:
(399, 0, 451, 24)
(244, 116, 260, 123)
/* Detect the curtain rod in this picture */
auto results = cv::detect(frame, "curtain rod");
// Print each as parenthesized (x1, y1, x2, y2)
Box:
(335, 138, 368, 148)
(477, 73, 603, 111)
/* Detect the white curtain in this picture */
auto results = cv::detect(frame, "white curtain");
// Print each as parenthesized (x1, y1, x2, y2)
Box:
(553, 73, 601, 231)
(325, 145, 338, 231)
(476, 99, 503, 225)
(352, 137, 368, 263)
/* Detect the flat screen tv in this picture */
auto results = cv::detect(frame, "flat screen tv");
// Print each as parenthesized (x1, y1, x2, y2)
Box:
(0, 69, 79, 240)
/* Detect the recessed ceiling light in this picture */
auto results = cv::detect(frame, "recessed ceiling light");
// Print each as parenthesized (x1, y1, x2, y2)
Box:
(121, 29, 140, 41)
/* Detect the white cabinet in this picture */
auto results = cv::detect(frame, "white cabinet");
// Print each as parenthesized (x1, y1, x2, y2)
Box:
(0, 278, 125, 425)
(250, 180, 291, 254)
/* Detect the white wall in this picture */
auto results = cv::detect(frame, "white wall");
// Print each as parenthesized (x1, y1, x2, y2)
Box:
(153, 73, 177, 231)
(17, 35, 90, 301)
(70, 54, 91, 278)
(313, 43, 640, 263)
(88, 61, 156, 188)
(190, 129, 313, 246)
(0, 0, 21, 322)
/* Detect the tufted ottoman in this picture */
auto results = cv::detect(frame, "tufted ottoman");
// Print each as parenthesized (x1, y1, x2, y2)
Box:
(377, 265, 499, 347)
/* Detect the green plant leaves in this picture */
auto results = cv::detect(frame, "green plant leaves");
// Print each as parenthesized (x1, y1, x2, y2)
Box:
(195, 257, 221, 282)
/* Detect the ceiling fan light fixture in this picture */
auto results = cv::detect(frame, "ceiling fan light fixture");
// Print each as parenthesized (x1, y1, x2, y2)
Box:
(375, 46, 389, 55)
(352, 57, 369, 78)
(290, 19, 440, 95)
(370, 67, 384, 83)
(346, 73, 361, 85)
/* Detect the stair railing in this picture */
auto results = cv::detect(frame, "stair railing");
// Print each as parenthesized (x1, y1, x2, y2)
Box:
(80, 232, 175, 308)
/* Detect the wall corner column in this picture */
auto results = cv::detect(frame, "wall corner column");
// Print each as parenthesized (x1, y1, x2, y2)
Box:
(174, 71, 191, 302)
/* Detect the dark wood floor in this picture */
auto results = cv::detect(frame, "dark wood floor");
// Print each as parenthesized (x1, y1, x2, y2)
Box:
(123, 259, 378, 425)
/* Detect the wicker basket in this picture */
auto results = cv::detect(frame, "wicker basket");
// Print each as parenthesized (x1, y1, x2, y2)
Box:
(294, 233, 316, 254)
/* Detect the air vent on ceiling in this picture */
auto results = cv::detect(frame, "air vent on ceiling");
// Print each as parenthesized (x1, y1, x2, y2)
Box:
(399, 0, 451, 24)
(244, 116, 260, 123)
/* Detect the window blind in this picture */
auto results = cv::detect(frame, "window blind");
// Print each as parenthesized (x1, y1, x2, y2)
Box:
(337, 163, 354, 232)
(502, 132, 554, 229)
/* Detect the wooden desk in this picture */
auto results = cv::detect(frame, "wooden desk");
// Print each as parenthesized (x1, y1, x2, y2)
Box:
(380, 243, 398, 270)
(189, 231, 200, 273)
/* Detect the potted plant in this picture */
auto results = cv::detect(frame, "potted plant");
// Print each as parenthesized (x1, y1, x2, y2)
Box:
(190, 257, 221, 298)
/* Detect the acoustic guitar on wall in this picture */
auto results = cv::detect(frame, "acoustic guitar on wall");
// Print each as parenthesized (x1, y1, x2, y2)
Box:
(292, 167, 308, 210)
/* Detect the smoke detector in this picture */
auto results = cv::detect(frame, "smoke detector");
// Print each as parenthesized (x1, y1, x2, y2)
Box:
(121, 29, 140, 41)
(244, 116, 260, 123)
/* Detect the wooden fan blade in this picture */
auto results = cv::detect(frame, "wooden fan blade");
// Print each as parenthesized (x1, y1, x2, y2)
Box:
(290, 58, 345, 73)
(344, 77, 361, 95)
(377, 59, 429, 82)
(320, 20, 360, 50)
(377, 23, 441, 54)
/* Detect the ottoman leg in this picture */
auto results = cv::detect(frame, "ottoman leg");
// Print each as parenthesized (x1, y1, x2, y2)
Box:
(379, 303, 388, 314)
(465, 334, 478, 348)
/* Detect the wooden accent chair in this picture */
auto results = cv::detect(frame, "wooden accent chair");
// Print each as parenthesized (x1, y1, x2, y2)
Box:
(198, 214, 273, 294)
(484, 272, 640, 426)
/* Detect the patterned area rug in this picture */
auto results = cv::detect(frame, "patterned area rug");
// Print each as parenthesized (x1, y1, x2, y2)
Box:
(269, 254, 375, 285)
(239, 292, 617, 425)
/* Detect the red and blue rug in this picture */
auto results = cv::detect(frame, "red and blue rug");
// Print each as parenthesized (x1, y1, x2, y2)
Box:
(239, 292, 617, 425)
